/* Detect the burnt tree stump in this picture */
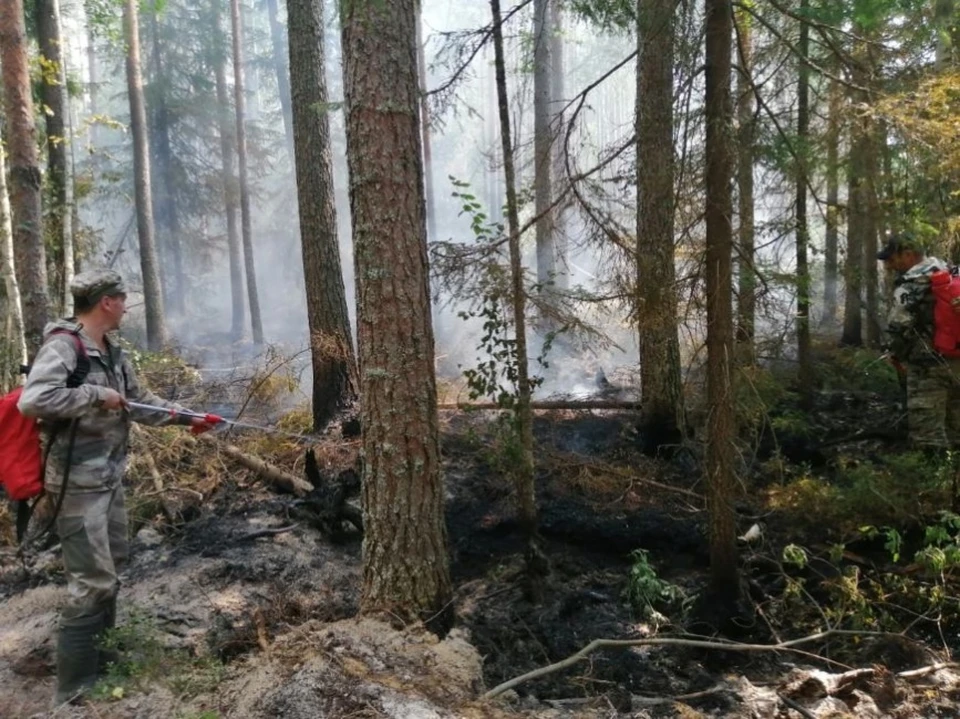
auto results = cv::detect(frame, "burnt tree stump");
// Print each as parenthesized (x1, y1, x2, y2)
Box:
(293, 449, 363, 541)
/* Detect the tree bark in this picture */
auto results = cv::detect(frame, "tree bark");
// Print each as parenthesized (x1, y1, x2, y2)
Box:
(636, 0, 685, 452)
(147, 9, 185, 317)
(213, 0, 245, 340)
(230, 0, 264, 344)
(0, 142, 28, 371)
(533, 0, 558, 302)
(123, 0, 167, 350)
(549, 0, 567, 292)
(734, 5, 755, 354)
(36, 0, 68, 313)
(704, 0, 741, 603)
(492, 0, 547, 597)
(795, 0, 813, 406)
(823, 75, 840, 326)
(0, 0, 53, 358)
(288, 0, 359, 429)
(266, 0, 295, 156)
(341, 0, 452, 626)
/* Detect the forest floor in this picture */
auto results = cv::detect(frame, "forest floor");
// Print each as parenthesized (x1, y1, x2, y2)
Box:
(2, 344, 960, 718)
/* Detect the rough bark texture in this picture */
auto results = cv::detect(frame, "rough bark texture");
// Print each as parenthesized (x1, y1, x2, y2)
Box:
(230, 0, 264, 344)
(734, 6, 755, 353)
(288, 0, 359, 429)
(266, 0, 295, 155)
(823, 76, 840, 326)
(548, 0, 567, 292)
(123, 0, 167, 350)
(341, 0, 452, 625)
(636, 0, 685, 452)
(36, 0, 68, 310)
(1, 0, 52, 358)
(213, 0, 245, 340)
(148, 10, 185, 317)
(492, 0, 547, 598)
(0, 143, 28, 370)
(864, 122, 881, 348)
(795, 1, 813, 406)
(704, 0, 740, 603)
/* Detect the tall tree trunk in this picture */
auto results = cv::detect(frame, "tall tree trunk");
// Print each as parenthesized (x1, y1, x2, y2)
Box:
(704, 0, 740, 605)
(266, 0, 295, 156)
(288, 0, 358, 429)
(0, 0, 52, 357)
(63, 82, 76, 315)
(533, 0, 557, 303)
(0, 142, 28, 372)
(935, 0, 956, 68)
(735, 5, 755, 354)
(491, 0, 547, 598)
(36, 0, 68, 313)
(86, 22, 99, 147)
(549, 0, 567, 291)
(341, 0, 453, 626)
(864, 124, 881, 347)
(123, 0, 167, 350)
(214, 0, 245, 340)
(636, 0, 685, 453)
(230, 0, 264, 344)
(795, 0, 813, 406)
(823, 75, 840, 326)
(416, 1, 437, 243)
(148, 9, 185, 317)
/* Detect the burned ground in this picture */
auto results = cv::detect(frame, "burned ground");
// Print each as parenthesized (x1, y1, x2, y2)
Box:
(2, 357, 960, 717)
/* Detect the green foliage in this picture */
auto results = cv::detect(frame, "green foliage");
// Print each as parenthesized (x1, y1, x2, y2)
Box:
(567, 0, 636, 32)
(94, 607, 225, 701)
(624, 549, 688, 620)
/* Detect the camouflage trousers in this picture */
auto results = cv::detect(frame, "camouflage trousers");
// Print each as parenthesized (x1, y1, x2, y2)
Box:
(906, 359, 960, 450)
(55, 483, 128, 621)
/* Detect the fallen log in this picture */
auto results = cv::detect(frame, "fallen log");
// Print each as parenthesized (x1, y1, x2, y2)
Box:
(438, 399, 640, 411)
(189, 435, 313, 496)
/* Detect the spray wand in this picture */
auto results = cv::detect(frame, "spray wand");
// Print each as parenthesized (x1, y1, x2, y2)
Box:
(125, 401, 311, 441)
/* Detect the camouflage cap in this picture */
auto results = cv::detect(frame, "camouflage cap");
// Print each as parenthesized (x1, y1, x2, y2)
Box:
(69, 269, 126, 303)
(877, 233, 924, 261)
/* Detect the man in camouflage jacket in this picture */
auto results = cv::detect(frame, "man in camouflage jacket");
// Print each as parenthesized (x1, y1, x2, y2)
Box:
(879, 235, 960, 450)
(17, 269, 216, 705)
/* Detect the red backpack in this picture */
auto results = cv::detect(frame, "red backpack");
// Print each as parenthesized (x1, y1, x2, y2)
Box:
(0, 330, 89, 503)
(930, 270, 960, 358)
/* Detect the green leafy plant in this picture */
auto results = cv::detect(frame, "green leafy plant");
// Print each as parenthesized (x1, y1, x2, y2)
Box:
(624, 549, 688, 620)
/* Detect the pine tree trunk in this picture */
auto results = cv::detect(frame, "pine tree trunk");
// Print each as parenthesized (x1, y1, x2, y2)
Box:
(0, 142, 28, 371)
(533, 0, 557, 301)
(735, 6, 755, 354)
(148, 10, 186, 317)
(823, 76, 840, 326)
(795, 0, 813, 406)
(266, 0, 295, 156)
(704, 0, 740, 604)
(0, 0, 52, 358)
(549, 0, 567, 291)
(864, 126, 881, 348)
(491, 0, 547, 597)
(63, 88, 76, 316)
(214, 0, 245, 340)
(341, 0, 452, 625)
(230, 0, 264, 344)
(123, 0, 167, 350)
(36, 0, 68, 312)
(636, 0, 685, 452)
(288, 0, 358, 429)
(86, 22, 99, 147)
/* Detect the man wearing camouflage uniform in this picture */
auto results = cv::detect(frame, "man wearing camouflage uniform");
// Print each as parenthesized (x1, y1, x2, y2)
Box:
(17, 269, 216, 705)
(879, 235, 960, 450)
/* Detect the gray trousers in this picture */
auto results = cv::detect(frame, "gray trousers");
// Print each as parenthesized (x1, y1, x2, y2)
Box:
(55, 483, 128, 622)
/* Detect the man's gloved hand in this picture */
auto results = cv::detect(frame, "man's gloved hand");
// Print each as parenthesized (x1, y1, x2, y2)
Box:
(190, 414, 223, 435)
(99, 389, 128, 411)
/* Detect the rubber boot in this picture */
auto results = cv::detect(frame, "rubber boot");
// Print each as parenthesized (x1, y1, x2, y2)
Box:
(98, 596, 119, 673)
(54, 610, 105, 706)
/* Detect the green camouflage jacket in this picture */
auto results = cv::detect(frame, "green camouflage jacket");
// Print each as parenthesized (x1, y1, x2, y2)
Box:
(17, 319, 191, 493)
(886, 256, 950, 365)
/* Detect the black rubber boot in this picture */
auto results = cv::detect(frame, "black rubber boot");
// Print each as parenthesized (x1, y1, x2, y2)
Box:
(54, 610, 105, 706)
(98, 597, 119, 673)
